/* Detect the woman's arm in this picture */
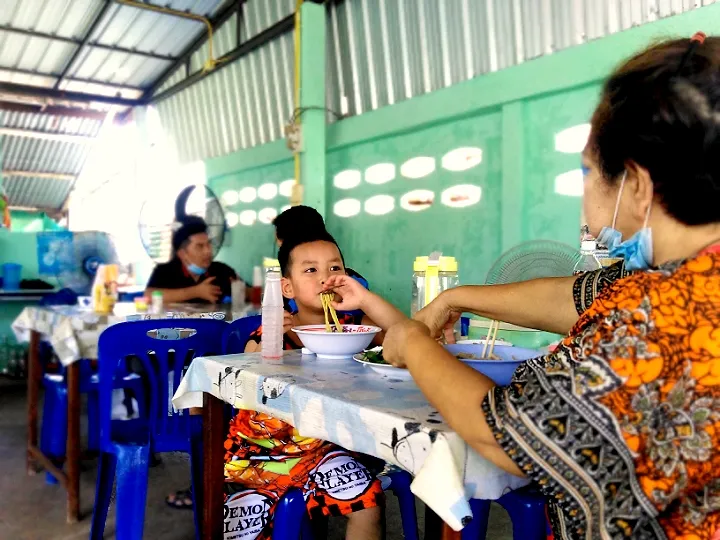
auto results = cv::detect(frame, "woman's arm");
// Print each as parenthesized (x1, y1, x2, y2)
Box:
(418, 262, 628, 337)
(430, 277, 579, 336)
(383, 321, 523, 477)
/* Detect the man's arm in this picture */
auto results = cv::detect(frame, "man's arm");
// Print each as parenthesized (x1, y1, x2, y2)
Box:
(144, 286, 200, 304)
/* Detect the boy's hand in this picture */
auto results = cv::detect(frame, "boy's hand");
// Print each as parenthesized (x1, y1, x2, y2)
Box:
(283, 311, 295, 334)
(322, 275, 369, 312)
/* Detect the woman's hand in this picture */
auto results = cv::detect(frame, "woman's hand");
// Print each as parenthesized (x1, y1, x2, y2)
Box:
(322, 275, 369, 312)
(413, 291, 461, 343)
(383, 319, 431, 368)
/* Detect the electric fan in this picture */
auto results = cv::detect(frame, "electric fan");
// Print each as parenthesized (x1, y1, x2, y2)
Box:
(485, 240, 581, 285)
(138, 184, 227, 263)
(36, 231, 122, 294)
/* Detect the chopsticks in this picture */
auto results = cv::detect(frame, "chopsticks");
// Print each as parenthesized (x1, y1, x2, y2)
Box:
(481, 320, 500, 360)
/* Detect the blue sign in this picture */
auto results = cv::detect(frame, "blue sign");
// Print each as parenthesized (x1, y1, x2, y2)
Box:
(36, 231, 75, 275)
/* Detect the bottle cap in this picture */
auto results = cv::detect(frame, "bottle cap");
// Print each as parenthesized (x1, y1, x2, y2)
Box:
(152, 290, 162, 298)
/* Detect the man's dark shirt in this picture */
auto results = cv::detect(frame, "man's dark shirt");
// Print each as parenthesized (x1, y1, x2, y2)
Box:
(146, 257, 238, 303)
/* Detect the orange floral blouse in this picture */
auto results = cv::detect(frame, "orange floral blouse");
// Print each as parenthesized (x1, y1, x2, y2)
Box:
(483, 253, 720, 539)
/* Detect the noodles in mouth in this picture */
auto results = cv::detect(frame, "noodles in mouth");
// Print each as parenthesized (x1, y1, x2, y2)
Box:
(320, 292, 343, 333)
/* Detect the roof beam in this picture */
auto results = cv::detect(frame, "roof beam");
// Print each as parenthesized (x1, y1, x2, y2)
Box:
(150, 13, 294, 103)
(0, 25, 176, 63)
(0, 82, 142, 107)
(54, 1, 114, 90)
(0, 101, 110, 121)
(0, 65, 142, 92)
(0, 127, 95, 144)
(3, 170, 75, 181)
(143, 0, 241, 99)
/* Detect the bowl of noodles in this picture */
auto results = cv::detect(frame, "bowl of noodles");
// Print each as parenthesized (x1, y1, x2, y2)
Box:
(292, 293, 381, 359)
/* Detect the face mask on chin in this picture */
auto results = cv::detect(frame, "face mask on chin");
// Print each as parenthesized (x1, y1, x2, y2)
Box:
(596, 171, 654, 271)
(185, 262, 207, 276)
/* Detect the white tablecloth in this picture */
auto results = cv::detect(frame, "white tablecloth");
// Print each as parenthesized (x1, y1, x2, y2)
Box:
(172, 351, 529, 531)
(11, 304, 254, 365)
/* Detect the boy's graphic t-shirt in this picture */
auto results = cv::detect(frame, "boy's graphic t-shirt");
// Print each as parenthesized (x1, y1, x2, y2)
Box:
(223, 310, 382, 540)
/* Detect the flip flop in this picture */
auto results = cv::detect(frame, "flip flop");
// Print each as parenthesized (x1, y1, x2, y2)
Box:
(165, 488, 193, 510)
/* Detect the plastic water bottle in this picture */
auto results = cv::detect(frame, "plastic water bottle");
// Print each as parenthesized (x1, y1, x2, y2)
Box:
(261, 271, 284, 358)
(574, 239, 602, 275)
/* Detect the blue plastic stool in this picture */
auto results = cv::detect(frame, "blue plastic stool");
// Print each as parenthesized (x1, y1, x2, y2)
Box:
(39, 359, 147, 484)
(39, 375, 68, 483)
(272, 489, 316, 539)
(461, 486, 547, 540)
(90, 318, 227, 540)
(269, 472, 417, 540)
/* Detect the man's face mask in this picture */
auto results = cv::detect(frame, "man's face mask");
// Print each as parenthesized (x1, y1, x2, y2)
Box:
(596, 172, 654, 271)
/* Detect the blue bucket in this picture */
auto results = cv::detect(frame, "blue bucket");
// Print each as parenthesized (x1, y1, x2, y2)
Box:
(2, 263, 22, 291)
(444, 344, 542, 386)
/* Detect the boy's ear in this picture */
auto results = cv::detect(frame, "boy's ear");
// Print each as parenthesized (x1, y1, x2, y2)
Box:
(281, 277, 294, 299)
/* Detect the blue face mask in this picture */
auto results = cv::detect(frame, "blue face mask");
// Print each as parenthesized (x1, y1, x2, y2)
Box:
(596, 172, 654, 271)
(186, 263, 207, 276)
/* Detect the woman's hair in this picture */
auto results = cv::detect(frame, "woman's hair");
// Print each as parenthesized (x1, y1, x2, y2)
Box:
(278, 230, 345, 277)
(590, 34, 720, 226)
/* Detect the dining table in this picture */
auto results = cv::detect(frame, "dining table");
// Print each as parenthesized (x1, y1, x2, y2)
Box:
(11, 301, 255, 524)
(172, 350, 529, 539)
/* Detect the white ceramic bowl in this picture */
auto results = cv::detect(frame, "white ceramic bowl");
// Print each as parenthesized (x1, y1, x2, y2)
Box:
(292, 324, 381, 359)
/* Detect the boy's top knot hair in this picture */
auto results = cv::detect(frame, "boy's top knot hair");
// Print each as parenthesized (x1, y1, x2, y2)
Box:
(278, 229, 344, 277)
(273, 205, 326, 243)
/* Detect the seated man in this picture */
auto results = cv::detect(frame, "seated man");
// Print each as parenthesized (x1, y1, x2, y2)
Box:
(146, 217, 240, 304)
(228, 230, 406, 539)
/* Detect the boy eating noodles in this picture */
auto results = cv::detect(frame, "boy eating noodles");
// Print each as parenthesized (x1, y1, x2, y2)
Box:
(224, 231, 406, 540)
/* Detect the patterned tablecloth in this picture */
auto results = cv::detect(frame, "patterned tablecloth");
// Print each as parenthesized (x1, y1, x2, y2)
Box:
(172, 351, 529, 531)
(11, 303, 255, 366)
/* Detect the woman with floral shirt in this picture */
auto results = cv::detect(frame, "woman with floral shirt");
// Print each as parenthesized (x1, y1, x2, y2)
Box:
(383, 34, 720, 539)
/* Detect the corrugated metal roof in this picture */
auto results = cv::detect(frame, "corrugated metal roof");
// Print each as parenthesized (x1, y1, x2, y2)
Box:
(1, 110, 103, 209)
(155, 0, 719, 164)
(326, 0, 720, 117)
(0, 0, 225, 92)
(155, 0, 295, 162)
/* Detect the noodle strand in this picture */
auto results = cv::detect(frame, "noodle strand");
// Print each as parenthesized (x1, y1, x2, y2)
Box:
(320, 292, 342, 333)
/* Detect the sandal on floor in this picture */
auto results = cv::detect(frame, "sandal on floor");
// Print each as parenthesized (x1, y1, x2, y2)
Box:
(165, 488, 193, 510)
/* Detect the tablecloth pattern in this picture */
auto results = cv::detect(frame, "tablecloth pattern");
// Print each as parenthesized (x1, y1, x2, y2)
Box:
(11, 304, 239, 366)
(172, 351, 529, 531)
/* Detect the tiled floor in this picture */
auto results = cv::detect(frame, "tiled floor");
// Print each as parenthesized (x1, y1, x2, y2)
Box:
(0, 378, 513, 539)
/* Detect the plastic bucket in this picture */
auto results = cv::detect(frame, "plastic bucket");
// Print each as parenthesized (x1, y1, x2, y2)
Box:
(2, 263, 22, 291)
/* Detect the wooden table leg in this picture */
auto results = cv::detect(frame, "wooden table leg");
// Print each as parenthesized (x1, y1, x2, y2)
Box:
(441, 524, 462, 540)
(65, 362, 81, 524)
(202, 393, 225, 540)
(425, 505, 462, 540)
(26, 330, 40, 475)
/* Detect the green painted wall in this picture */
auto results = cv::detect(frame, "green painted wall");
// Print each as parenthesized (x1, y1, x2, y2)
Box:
(206, 4, 720, 310)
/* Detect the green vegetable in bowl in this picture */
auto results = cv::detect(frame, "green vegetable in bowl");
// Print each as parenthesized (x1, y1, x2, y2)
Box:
(362, 349, 388, 365)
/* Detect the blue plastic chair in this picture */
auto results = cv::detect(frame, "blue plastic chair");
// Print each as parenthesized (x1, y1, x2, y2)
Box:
(222, 314, 262, 354)
(221, 315, 419, 540)
(462, 486, 547, 540)
(90, 318, 227, 540)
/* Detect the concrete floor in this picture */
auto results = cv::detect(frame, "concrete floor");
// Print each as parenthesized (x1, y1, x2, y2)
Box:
(0, 378, 513, 539)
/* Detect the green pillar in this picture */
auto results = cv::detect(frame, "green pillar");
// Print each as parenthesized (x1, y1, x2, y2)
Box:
(298, 1, 327, 217)
(501, 102, 525, 250)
